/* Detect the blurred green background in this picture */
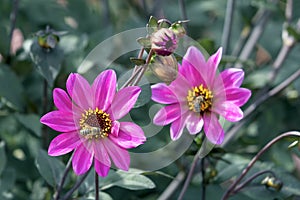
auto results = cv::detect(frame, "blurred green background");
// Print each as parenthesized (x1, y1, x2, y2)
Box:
(0, 0, 300, 199)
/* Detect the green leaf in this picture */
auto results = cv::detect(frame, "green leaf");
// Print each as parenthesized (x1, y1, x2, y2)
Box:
(286, 26, 300, 41)
(130, 57, 146, 66)
(147, 16, 158, 34)
(15, 113, 42, 137)
(136, 37, 151, 48)
(0, 168, 16, 193)
(0, 64, 24, 110)
(30, 40, 64, 87)
(158, 19, 171, 28)
(134, 83, 151, 108)
(29, 180, 48, 200)
(80, 192, 113, 200)
(35, 149, 68, 187)
(100, 170, 155, 190)
(0, 141, 6, 176)
(148, 16, 158, 28)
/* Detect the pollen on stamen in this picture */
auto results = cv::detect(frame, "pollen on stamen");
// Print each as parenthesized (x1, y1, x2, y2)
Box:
(79, 108, 112, 139)
(187, 84, 213, 113)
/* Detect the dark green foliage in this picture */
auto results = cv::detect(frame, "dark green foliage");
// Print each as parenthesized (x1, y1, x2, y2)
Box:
(0, 0, 300, 199)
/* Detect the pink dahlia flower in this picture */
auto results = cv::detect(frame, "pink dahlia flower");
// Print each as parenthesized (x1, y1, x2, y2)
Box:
(151, 46, 251, 144)
(40, 70, 146, 177)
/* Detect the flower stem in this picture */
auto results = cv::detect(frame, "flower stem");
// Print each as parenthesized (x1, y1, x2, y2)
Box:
(54, 153, 73, 200)
(131, 49, 154, 86)
(121, 48, 154, 89)
(233, 170, 276, 194)
(120, 65, 144, 89)
(157, 171, 185, 200)
(62, 171, 90, 200)
(221, 131, 300, 200)
(201, 158, 206, 200)
(120, 47, 144, 89)
(95, 171, 99, 200)
(178, 147, 203, 200)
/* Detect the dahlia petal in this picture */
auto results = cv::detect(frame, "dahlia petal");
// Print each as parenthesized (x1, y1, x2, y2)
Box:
(48, 132, 81, 156)
(181, 46, 206, 75)
(72, 142, 94, 175)
(219, 68, 245, 88)
(40, 111, 77, 132)
(170, 113, 188, 140)
(180, 56, 206, 87)
(225, 88, 251, 107)
(53, 88, 83, 119)
(109, 86, 141, 120)
(212, 101, 243, 122)
(95, 159, 110, 177)
(169, 73, 191, 99)
(151, 83, 178, 104)
(103, 139, 130, 171)
(109, 122, 146, 149)
(206, 47, 222, 86)
(203, 112, 224, 144)
(153, 104, 181, 126)
(186, 113, 204, 135)
(93, 141, 111, 168)
(66, 73, 93, 109)
(92, 70, 116, 111)
(111, 121, 120, 137)
(53, 88, 73, 113)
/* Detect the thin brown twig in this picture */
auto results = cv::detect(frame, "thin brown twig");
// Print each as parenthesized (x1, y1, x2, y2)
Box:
(157, 171, 185, 200)
(131, 49, 154, 86)
(221, 0, 235, 55)
(62, 171, 90, 200)
(233, 170, 276, 194)
(120, 47, 145, 89)
(178, 147, 203, 200)
(234, 4, 274, 69)
(222, 0, 298, 145)
(54, 153, 74, 200)
(201, 158, 206, 200)
(221, 131, 300, 200)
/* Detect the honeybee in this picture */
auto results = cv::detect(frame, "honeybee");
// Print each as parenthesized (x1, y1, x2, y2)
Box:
(192, 96, 204, 113)
(80, 123, 101, 138)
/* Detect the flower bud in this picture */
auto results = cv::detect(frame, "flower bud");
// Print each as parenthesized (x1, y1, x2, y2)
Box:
(151, 28, 178, 56)
(149, 54, 178, 84)
(261, 176, 283, 191)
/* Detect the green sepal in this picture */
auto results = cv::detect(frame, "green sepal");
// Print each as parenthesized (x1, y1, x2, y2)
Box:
(136, 37, 151, 48)
(130, 57, 146, 66)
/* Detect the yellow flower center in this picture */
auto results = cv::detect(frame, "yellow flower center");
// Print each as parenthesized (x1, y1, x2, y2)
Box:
(79, 108, 112, 139)
(187, 84, 213, 113)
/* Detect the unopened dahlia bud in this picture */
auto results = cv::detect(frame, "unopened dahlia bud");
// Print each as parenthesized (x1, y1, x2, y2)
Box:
(151, 28, 178, 56)
(149, 54, 178, 84)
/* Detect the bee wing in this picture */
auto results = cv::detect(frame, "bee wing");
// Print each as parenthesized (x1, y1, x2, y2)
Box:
(47, 35, 58, 48)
